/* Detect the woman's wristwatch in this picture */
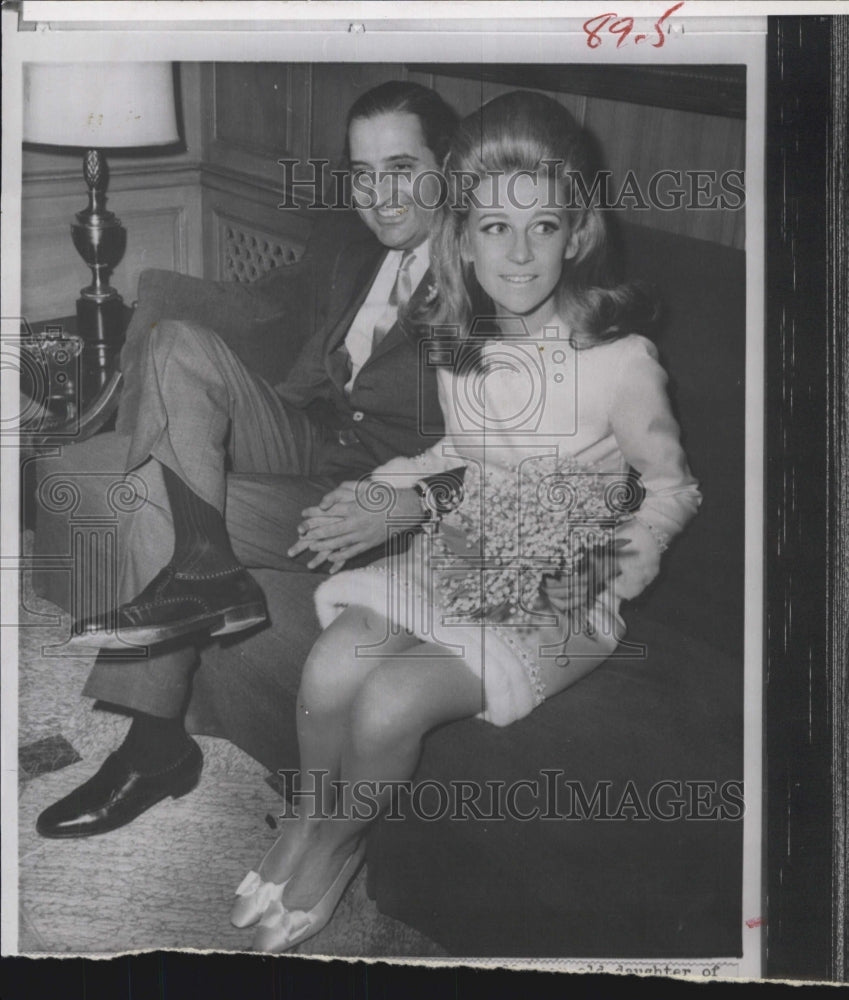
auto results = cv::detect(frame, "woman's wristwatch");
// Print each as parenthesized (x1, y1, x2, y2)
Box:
(412, 467, 465, 532)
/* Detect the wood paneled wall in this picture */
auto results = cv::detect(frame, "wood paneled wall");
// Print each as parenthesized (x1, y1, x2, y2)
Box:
(200, 62, 745, 270)
(198, 62, 403, 280)
(407, 68, 746, 250)
(20, 60, 745, 319)
(199, 63, 315, 279)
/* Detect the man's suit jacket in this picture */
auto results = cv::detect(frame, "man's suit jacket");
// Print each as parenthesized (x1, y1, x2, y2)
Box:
(117, 210, 445, 479)
(277, 212, 443, 472)
(273, 211, 444, 476)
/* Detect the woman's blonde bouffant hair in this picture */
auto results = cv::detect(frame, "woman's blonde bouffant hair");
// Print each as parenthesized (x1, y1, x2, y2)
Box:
(407, 90, 658, 351)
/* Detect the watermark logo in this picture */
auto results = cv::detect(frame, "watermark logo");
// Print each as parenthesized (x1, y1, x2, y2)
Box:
(275, 770, 746, 823)
(276, 160, 746, 212)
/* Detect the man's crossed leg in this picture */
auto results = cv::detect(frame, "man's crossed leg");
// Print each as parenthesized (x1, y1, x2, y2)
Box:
(34, 318, 338, 837)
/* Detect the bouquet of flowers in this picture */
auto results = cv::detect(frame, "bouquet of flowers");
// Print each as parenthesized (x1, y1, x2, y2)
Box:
(432, 455, 640, 623)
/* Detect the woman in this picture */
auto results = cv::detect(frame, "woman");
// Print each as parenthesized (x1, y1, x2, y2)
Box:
(231, 90, 701, 952)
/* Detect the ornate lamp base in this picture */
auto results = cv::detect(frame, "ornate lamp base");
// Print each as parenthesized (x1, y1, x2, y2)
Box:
(70, 148, 128, 402)
(76, 294, 126, 400)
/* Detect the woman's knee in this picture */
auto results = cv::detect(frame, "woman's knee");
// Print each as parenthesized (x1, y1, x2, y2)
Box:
(298, 609, 373, 713)
(347, 665, 423, 755)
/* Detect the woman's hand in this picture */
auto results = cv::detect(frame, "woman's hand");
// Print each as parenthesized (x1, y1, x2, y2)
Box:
(606, 519, 663, 600)
(540, 538, 633, 625)
(287, 481, 423, 573)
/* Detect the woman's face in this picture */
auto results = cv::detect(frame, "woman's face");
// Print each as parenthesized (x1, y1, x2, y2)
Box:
(464, 171, 579, 329)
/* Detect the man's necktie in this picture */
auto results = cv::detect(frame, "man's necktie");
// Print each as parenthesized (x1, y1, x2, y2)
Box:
(371, 250, 416, 350)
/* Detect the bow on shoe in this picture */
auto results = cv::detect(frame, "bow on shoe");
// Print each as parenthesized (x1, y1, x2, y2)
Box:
(253, 900, 315, 953)
(250, 840, 367, 954)
(230, 870, 289, 928)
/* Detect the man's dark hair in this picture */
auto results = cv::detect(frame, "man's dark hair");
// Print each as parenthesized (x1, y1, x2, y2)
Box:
(345, 80, 459, 165)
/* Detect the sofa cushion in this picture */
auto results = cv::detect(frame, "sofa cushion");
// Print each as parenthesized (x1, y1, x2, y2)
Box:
(185, 567, 327, 770)
(365, 607, 744, 957)
(617, 224, 746, 659)
(117, 264, 315, 435)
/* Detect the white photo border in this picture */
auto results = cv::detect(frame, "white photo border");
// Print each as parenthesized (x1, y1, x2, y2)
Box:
(2, 0, 845, 987)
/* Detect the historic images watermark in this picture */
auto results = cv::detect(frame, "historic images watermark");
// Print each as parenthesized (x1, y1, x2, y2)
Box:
(275, 770, 746, 823)
(276, 160, 746, 213)
(2, 318, 85, 443)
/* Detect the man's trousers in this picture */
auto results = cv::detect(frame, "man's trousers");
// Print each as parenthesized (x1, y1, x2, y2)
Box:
(34, 319, 343, 717)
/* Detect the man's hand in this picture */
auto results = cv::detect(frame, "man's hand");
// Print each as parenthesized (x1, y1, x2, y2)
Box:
(287, 481, 422, 572)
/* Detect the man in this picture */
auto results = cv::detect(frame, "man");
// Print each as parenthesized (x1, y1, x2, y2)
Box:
(35, 80, 459, 839)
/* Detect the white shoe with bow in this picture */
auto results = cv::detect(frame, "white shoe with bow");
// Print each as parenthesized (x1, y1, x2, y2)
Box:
(230, 866, 292, 929)
(251, 840, 366, 953)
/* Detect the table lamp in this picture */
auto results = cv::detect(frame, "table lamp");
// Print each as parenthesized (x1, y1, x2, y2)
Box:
(23, 63, 179, 399)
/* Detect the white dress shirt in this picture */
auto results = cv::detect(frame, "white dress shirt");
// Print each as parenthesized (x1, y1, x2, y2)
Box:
(343, 241, 430, 394)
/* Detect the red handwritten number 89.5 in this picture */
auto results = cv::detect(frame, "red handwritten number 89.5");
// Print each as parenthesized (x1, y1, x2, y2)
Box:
(583, 1, 684, 49)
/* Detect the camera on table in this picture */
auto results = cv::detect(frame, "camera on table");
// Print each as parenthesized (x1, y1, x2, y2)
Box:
(7, 320, 84, 441)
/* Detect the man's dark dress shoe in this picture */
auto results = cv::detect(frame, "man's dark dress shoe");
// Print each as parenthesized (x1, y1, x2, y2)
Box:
(36, 738, 203, 839)
(70, 564, 267, 649)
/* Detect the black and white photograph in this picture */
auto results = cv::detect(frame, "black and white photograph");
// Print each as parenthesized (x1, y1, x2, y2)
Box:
(1, 1, 846, 990)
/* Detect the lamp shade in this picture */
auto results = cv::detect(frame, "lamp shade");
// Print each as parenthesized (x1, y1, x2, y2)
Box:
(23, 62, 179, 148)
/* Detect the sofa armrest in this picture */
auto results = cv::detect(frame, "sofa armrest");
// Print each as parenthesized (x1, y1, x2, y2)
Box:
(118, 261, 314, 410)
(125, 269, 274, 345)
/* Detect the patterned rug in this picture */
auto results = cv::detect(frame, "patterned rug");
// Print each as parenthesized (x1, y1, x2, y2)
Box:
(15, 537, 446, 959)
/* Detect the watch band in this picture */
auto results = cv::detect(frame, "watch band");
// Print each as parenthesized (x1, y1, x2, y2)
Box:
(413, 466, 466, 529)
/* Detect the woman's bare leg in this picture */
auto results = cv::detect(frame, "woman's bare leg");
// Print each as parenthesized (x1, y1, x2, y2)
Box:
(280, 639, 483, 910)
(278, 608, 619, 910)
(253, 606, 426, 882)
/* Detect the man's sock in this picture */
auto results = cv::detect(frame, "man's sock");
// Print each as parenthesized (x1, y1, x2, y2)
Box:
(162, 465, 240, 577)
(120, 711, 193, 772)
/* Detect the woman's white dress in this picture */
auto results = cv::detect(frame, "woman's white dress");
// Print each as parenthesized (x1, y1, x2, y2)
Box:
(315, 326, 701, 726)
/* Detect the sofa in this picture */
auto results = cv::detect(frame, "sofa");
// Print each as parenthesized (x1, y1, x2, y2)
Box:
(30, 220, 745, 959)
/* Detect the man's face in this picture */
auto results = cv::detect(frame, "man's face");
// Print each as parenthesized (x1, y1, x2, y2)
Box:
(348, 111, 441, 251)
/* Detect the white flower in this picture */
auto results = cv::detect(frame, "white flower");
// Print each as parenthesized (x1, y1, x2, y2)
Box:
(433, 455, 623, 624)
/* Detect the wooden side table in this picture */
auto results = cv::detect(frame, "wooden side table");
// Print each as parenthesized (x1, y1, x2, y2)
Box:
(19, 305, 133, 447)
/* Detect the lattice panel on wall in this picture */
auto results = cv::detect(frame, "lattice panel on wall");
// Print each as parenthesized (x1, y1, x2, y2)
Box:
(221, 222, 303, 283)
